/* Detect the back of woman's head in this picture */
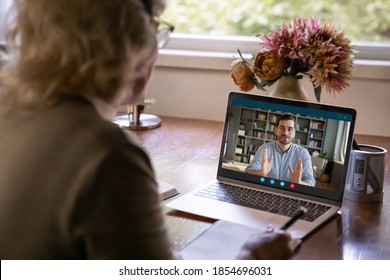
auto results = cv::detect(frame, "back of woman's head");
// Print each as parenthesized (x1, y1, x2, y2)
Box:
(1, 0, 163, 106)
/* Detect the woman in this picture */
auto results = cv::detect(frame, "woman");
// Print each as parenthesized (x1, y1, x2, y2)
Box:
(0, 0, 293, 259)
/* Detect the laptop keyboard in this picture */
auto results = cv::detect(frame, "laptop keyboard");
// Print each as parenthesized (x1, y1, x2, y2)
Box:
(195, 182, 331, 222)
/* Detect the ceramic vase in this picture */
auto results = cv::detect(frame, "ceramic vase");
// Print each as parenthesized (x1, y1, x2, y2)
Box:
(268, 75, 310, 101)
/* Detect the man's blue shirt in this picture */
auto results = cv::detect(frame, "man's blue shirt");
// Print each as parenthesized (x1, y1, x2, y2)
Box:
(246, 141, 316, 186)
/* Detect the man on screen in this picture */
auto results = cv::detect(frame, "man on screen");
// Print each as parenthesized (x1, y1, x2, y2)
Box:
(246, 114, 316, 186)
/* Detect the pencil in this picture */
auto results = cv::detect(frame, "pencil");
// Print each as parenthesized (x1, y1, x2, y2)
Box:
(280, 206, 308, 230)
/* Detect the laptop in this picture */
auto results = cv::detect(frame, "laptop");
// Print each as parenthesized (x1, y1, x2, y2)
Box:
(167, 91, 356, 240)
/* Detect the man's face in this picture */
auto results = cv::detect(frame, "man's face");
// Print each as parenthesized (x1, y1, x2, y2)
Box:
(275, 119, 295, 145)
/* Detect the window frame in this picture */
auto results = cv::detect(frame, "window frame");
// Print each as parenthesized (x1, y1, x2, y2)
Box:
(164, 33, 390, 61)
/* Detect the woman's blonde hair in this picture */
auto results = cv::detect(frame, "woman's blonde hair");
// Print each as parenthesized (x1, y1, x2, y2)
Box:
(0, 0, 164, 106)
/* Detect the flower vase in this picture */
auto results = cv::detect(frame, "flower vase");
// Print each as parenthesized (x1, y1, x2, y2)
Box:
(268, 75, 310, 101)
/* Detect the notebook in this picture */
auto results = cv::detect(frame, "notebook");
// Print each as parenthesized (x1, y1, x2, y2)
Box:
(167, 91, 356, 240)
(158, 180, 179, 200)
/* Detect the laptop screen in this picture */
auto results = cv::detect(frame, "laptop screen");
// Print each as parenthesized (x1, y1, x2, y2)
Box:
(218, 92, 356, 202)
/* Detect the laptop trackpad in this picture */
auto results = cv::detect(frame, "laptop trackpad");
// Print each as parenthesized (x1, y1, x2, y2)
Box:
(210, 203, 273, 231)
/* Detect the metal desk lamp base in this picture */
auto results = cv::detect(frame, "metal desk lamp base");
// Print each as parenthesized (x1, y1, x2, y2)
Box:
(113, 104, 161, 131)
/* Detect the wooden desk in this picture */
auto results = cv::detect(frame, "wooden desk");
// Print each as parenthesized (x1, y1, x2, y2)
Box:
(134, 116, 390, 260)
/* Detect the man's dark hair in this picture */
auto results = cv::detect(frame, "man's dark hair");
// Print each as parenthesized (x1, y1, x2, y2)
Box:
(276, 114, 295, 127)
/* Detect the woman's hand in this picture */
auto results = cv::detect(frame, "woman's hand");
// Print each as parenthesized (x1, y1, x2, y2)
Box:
(236, 230, 293, 260)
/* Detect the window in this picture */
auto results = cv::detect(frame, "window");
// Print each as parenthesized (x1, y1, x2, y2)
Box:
(162, 0, 390, 61)
(164, 0, 390, 42)
(0, 0, 13, 43)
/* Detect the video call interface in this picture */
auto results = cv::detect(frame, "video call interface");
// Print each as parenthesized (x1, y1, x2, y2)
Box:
(220, 97, 354, 199)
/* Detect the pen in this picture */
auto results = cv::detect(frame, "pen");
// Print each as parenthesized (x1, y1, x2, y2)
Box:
(280, 206, 308, 230)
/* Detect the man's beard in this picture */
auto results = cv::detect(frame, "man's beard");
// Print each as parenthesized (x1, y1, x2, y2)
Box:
(278, 135, 291, 145)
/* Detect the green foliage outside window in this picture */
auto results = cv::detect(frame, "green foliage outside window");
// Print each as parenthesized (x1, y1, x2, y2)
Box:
(163, 0, 390, 43)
